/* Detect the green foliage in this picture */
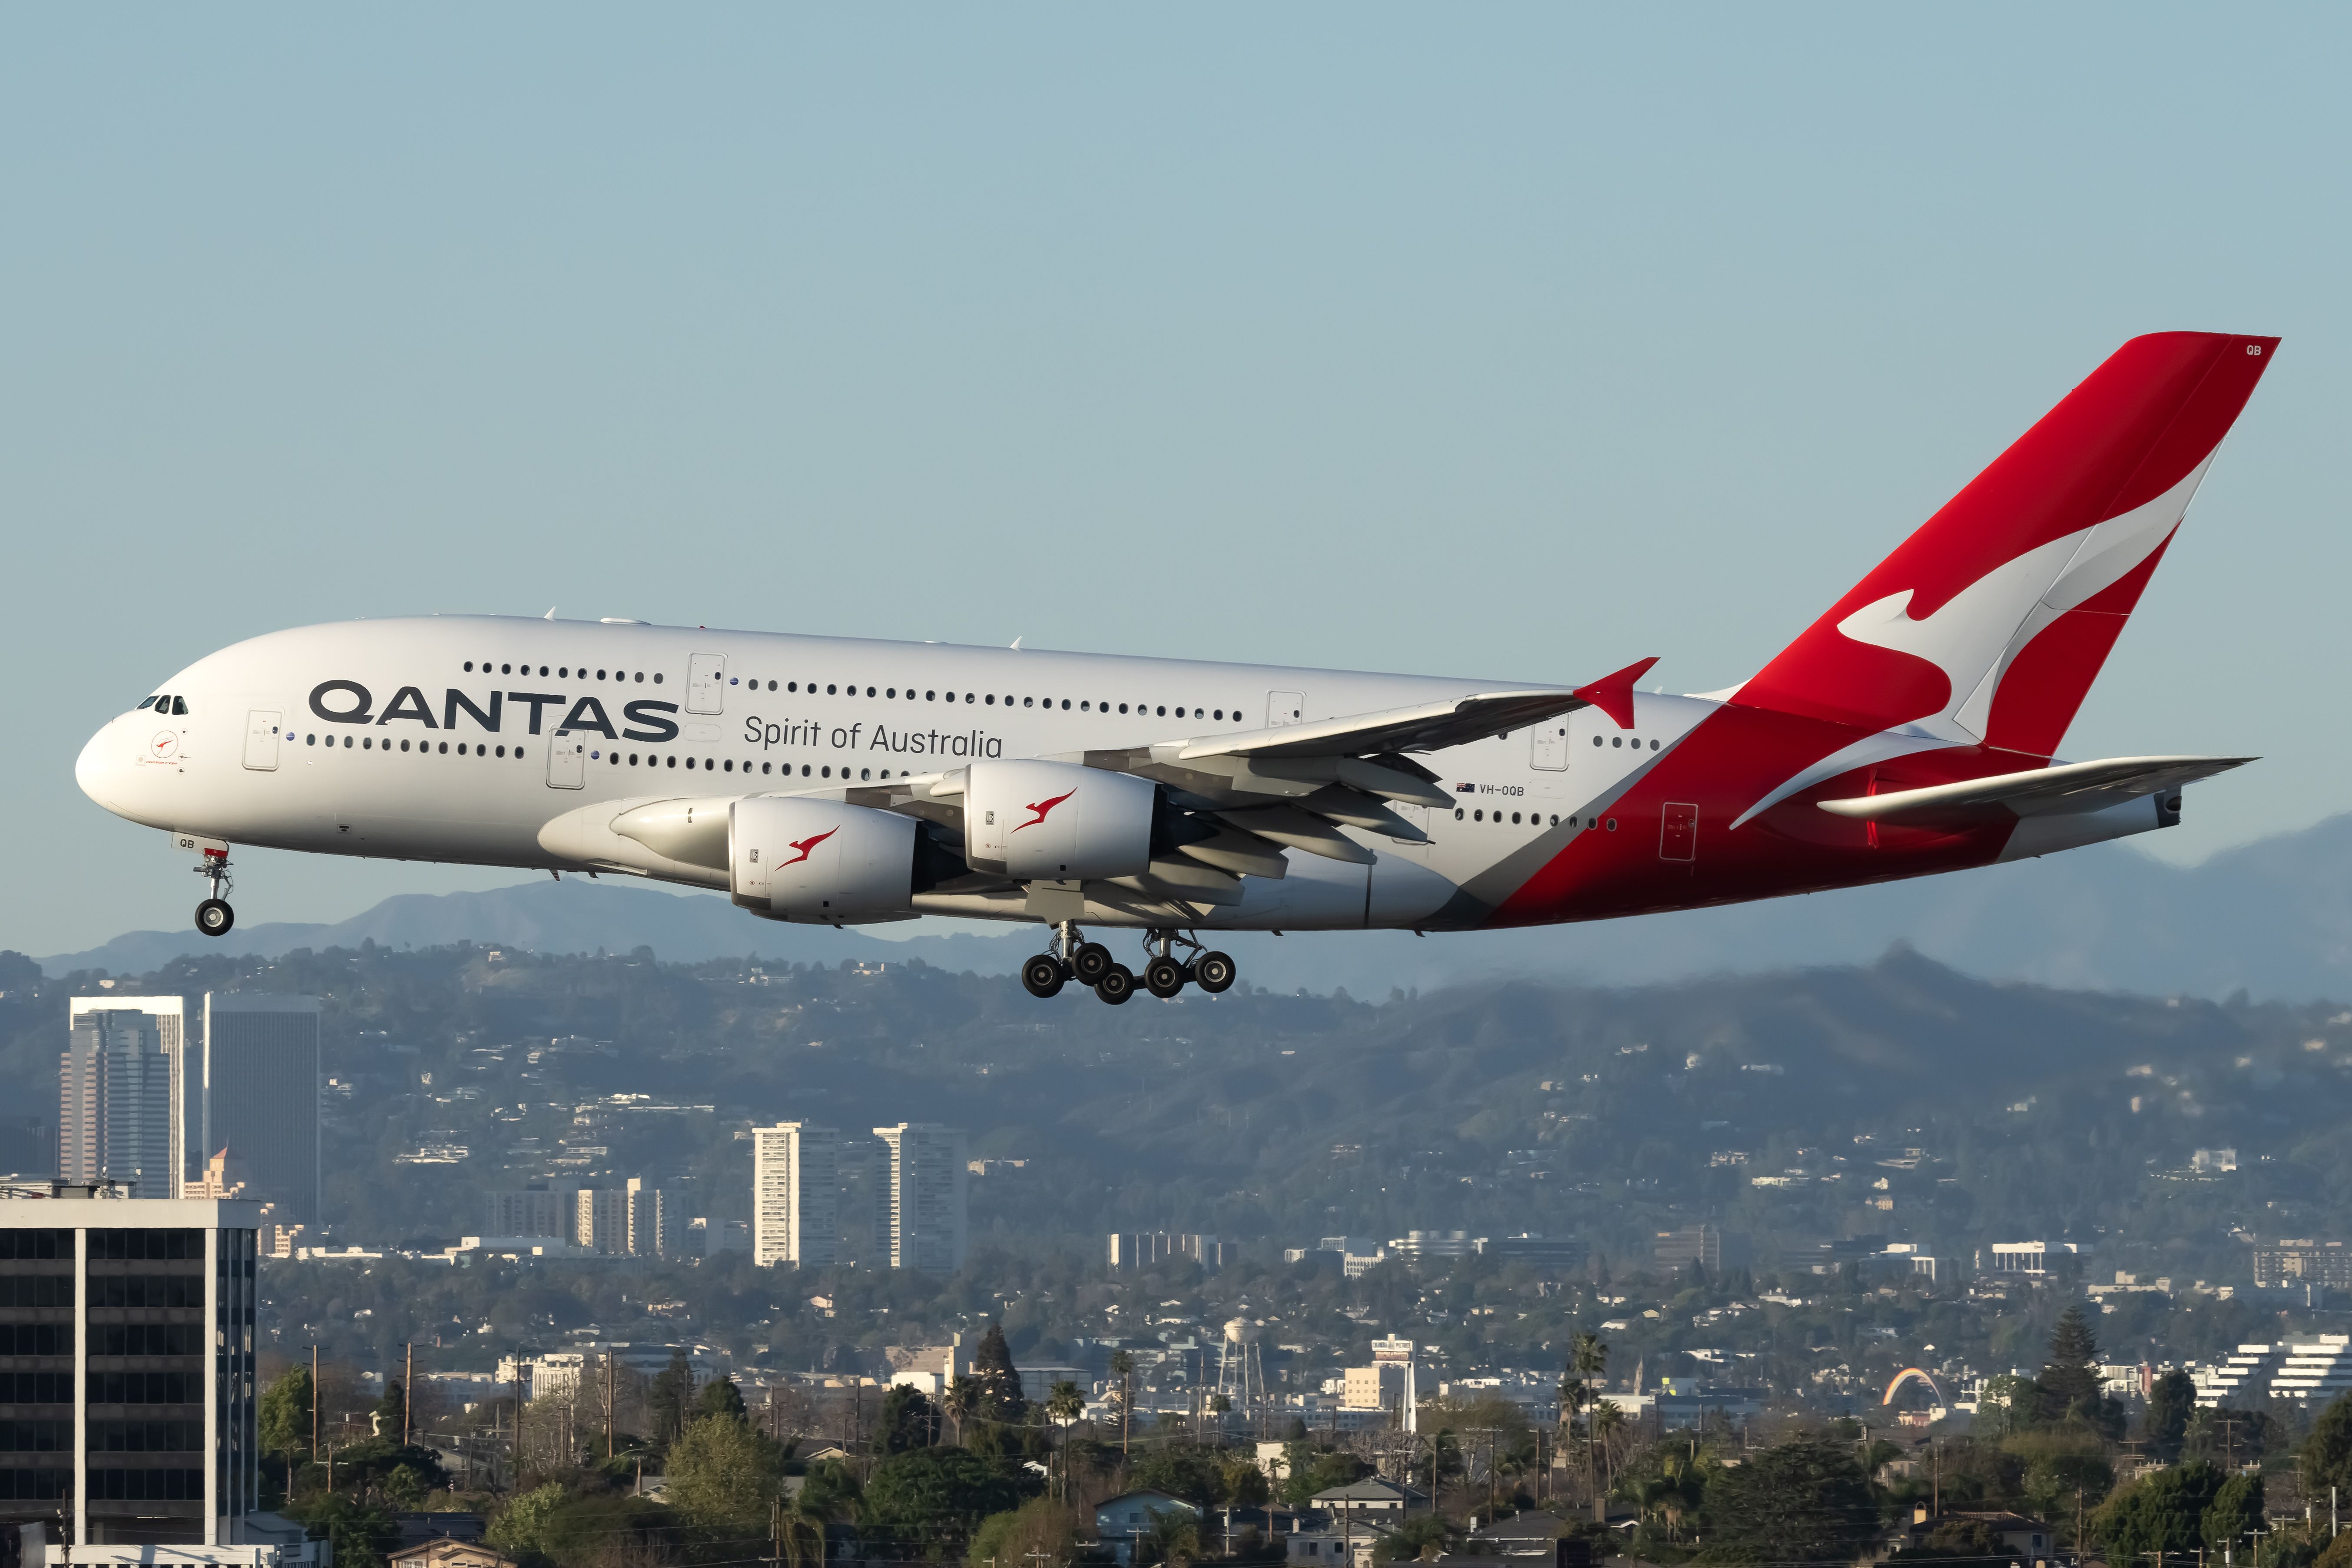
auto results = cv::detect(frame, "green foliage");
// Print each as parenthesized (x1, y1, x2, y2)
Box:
(1371, 1514, 1449, 1563)
(647, 1349, 695, 1446)
(375, 1376, 406, 1437)
(2308, 1394, 2352, 1495)
(260, 1366, 314, 1459)
(1278, 1445, 1371, 1510)
(1888, 1519, 2019, 1561)
(1691, 1438, 1877, 1568)
(486, 1482, 570, 1564)
(2143, 1368, 2198, 1461)
(2037, 1305, 2123, 1436)
(2095, 1461, 2226, 1564)
(968, 1498, 1086, 1568)
(876, 1384, 941, 1455)
(1220, 1455, 1271, 1508)
(666, 1412, 785, 1533)
(285, 1491, 401, 1568)
(695, 1375, 748, 1421)
(971, 1322, 1029, 1422)
(1136, 1506, 1203, 1568)
(1126, 1447, 1228, 1506)
(795, 1458, 864, 1522)
(862, 1446, 1036, 1548)
(2205, 1471, 2264, 1554)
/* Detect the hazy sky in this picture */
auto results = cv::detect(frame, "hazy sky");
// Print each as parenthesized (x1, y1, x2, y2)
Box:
(5, 8, 2347, 957)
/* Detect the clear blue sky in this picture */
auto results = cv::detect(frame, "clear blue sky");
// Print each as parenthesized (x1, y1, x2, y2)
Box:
(5, 7, 2346, 955)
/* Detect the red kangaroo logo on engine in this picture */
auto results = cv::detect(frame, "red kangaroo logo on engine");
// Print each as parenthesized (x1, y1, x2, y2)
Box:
(778, 828, 838, 867)
(1014, 790, 1077, 832)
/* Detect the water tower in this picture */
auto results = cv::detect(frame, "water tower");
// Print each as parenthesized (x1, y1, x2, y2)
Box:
(1216, 1316, 1265, 1428)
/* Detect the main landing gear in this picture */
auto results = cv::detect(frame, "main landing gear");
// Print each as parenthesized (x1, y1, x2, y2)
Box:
(192, 845, 235, 937)
(1020, 922, 1236, 1003)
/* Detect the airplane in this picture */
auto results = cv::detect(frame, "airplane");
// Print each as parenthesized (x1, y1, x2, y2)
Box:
(76, 331, 2276, 1004)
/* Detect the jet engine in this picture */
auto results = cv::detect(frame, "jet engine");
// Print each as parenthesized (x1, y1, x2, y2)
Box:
(963, 759, 1159, 880)
(729, 796, 921, 922)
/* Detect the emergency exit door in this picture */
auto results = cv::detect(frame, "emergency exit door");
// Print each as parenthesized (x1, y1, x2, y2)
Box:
(547, 730, 586, 789)
(687, 653, 728, 715)
(1660, 802, 1697, 862)
(242, 711, 281, 771)
(1267, 691, 1304, 726)
(1531, 723, 1569, 770)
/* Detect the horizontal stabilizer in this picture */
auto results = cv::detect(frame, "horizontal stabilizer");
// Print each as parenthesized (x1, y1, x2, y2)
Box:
(1816, 755, 2251, 827)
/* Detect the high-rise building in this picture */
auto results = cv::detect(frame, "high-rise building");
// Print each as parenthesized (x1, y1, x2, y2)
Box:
(66, 998, 193, 1195)
(873, 1124, 967, 1276)
(483, 1183, 570, 1240)
(201, 994, 321, 1226)
(752, 1123, 841, 1268)
(60, 1010, 176, 1197)
(0, 1187, 321, 1561)
(626, 1177, 666, 1259)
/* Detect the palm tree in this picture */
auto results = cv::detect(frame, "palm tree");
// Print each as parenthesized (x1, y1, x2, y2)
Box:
(943, 1374, 981, 1449)
(1567, 1332, 1608, 1522)
(1047, 1380, 1086, 1501)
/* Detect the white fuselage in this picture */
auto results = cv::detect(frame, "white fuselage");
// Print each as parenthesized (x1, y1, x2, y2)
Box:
(75, 617, 1714, 931)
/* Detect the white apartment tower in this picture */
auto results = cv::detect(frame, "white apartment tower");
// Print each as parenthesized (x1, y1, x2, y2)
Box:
(65, 998, 193, 1196)
(873, 1123, 968, 1276)
(753, 1122, 841, 1267)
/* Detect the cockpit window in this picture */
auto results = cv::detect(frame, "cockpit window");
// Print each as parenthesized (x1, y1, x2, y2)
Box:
(171, 696, 188, 716)
(136, 696, 157, 710)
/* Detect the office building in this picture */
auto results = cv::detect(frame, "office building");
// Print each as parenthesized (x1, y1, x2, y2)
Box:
(1107, 1233, 1233, 1272)
(482, 1183, 569, 1241)
(752, 1123, 841, 1268)
(2270, 1336, 2352, 1404)
(60, 1012, 174, 1198)
(0, 1187, 321, 1563)
(64, 999, 192, 1196)
(625, 1178, 665, 1259)
(2254, 1241, 2352, 1292)
(1653, 1225, 1722, 1272)
(200, 995, 321, 1226)
(873, 1124, 967, 1276)
(573, 1182, 665, 1257)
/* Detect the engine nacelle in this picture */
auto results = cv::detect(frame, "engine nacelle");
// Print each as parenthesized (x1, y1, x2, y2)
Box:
(964, 759, 1157, 880)
(730, 796, 918, 922)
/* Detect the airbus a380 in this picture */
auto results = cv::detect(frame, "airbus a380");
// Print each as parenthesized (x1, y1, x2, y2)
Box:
(76, 332, 2276, 1002)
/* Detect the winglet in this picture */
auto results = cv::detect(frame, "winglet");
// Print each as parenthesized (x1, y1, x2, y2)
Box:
(1570, 657, 1659, 730)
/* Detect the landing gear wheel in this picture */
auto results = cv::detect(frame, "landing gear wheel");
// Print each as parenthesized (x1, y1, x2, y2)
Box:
(1020, 955, 1068, 998)
(1095, 963, 1137, 1004)
(195, 899, 235, 938)
(1143, 957, 1188, 998)
(1072, 942, 1115, 986)
(1193, 950, 1236, 993)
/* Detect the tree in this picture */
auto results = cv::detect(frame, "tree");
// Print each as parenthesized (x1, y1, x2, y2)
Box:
(1564, 1332, 1608, 1522)
(646, 1350, 695, 1447)
(2305, 1393, 2352, 1495)
(1136, 1506, 1203, 1568)
(1047, 1379, 1086, 1500)
(487, 1482, 571, 1565)
(875, 1384, 940, 1455)
(1280, 1448, 1370, 1510)
(1692, 1438, 1877, 1568)
(862, 1447, 1034, 1550)
(2037, 1305, 2103, 1417)
(374, 1377, 405, 1441)
(944, 1375, 981, 1448)
(1371, 1514, 1448, 1563)
(2205, 1471, 2264, 1558)
(968, 1498, 1087, 1568)
(287, 1489, 402, 1568)
(694, 1376, 747, 1422)
(261, 1366, 315, 1471)
(667, 1412, 784, 1534)
(2095, 1461, 2226, 1565)
(2143, 1369, 2198, 1462)
(971, 1323, 1030, 1424)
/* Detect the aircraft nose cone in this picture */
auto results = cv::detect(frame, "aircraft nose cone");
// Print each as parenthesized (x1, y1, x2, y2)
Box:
(76, 722, 125, 814)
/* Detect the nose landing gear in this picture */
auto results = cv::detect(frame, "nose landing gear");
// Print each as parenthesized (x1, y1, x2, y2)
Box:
(191, 845, 235, 937)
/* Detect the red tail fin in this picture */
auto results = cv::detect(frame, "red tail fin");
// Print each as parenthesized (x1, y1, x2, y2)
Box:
(1734, 333, 2278, 756)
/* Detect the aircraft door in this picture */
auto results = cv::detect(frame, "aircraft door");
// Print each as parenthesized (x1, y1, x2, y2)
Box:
(242, 711, 282, 771)
(1531, 723, 1569, 770)
(687, 653, 728, 715)
(1267, 691, 1304, 727)
(547, 730, 586, 789)
(1660, 802, 1697, 862)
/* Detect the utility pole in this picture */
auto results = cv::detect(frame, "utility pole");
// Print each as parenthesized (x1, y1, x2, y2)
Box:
(309, 1345, 319, 1462)
(607, 1353, 617, 1460)
(512, 1359, 525, 1488)
(403, 1343, 413, 1447)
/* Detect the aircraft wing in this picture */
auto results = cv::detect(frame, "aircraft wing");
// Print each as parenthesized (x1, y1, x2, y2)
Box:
(1815, 755, 2252, 827)
(1179, 690, 1590, 764)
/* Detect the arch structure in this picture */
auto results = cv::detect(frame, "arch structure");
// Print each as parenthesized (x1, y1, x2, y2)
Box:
(1882, 1367, 1949, 1407)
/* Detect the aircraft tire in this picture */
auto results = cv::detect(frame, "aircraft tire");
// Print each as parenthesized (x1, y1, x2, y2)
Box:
(1193, 950, 1236, 993)
(1020, 955, 1067, 998)
(195, 899, 235, 938)
(1072, 942, 1115, 985)
(1143, 957, 1187, 998)
(1096, 964, 1136, 1004)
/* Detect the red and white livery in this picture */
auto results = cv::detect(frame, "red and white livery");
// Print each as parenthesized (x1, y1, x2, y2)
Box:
(76, 333, 2278, 1001)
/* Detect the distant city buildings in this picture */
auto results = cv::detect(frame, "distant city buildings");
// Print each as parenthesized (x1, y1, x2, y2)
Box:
(2193, 1336, 2352, 1406)
(754, 1122, 843, 1268)
(62, 997, 185, 1195)
(1653, 1225, 1722, 1272)
(751, 1120, 967, 1273)
(477, 1177, 668, 1257)
(201, 993, 321, 1224)
(2253, 1240, 2352, 1292)
(1108, 1233, 1233, 1271)
(484, 1183, 571, 1240)
(874, 1123, 967, 1276)
(573, 1179, 667, 1257)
